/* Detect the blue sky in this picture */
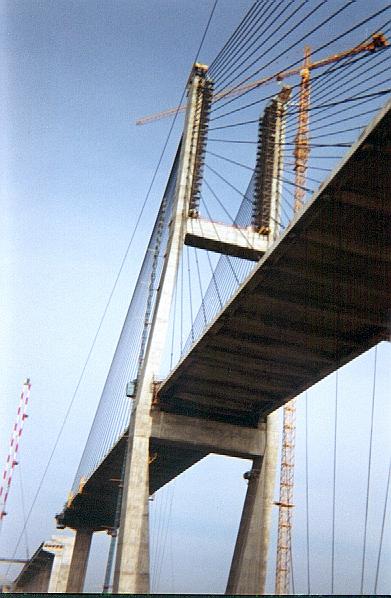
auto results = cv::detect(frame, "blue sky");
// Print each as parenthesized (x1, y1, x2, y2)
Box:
(1, 0, 390, 593)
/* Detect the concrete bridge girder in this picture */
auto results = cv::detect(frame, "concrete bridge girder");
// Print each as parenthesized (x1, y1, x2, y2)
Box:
(11, 535, 75, 594)
(151, 410, 266, 459)
(185, 217, 269, 260)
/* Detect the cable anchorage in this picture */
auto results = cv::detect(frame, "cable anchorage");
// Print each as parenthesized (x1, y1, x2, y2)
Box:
(188, 75, 214, 217)
(253, 86, 291, 238)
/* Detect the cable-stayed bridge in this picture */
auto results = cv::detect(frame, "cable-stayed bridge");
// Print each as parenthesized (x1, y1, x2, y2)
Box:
(54, 80, 390, 595)
(59, 95, 391, 525)
(8, 2, 391, 594)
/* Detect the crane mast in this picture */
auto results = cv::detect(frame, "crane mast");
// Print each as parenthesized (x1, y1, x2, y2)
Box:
(293, 46, 311, 214)
(0, 379, 31, 526)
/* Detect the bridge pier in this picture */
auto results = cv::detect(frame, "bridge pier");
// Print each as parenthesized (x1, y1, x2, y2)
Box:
(11, 534, 75, 593)
(226, 412, 279, 595)
(65, 528, 93, 593)
(112, 416, 151, 593)
(112, 410, 269, 593)
(45, 535, 75, 593)
(150, 409, 277, 594)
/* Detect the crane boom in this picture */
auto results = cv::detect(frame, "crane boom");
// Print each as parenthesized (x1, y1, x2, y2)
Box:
(135, 34, 388, 126)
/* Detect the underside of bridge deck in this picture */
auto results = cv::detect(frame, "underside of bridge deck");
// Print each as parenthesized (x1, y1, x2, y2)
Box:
(57, 100, 390, 533)
(57, 435, 207, 530)
(158, 99, 391, 426)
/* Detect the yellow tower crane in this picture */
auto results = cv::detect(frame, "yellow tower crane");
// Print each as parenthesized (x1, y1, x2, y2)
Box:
(135, 35, 387, 127)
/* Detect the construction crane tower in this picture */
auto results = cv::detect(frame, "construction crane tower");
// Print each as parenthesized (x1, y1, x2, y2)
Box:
(0, 379, 31, 526)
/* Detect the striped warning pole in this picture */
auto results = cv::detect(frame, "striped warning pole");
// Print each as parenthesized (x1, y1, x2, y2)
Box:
(0, 379, 31, 523)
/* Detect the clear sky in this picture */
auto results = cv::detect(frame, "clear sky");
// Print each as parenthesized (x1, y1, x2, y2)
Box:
(1, 0, 390, 594)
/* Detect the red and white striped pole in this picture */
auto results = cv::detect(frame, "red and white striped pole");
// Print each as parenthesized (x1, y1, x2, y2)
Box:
(0, 379, 30, 522)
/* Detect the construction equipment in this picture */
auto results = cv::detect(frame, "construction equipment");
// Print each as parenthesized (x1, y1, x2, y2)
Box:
(293, 46, 311, 213)
(135, 34, 388, 126)
(0, 379, 31, 524)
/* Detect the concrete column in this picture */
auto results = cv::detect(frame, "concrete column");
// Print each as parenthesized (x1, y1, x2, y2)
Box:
(65, 529, 93, 593)
(36, 565, 52, 593)
(113, 65, 209, 594)
(253, 87, 290, 243)
(226, 411, 279, 595)
(44, 534, 75, 593)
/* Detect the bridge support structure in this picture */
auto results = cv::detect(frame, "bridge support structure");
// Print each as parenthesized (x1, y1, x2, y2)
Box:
(151, 408, 279, 594)
(150, 411, 267, 459)
(65, 528, 93, 593)
(11, 534, 75, 594)
(110, 66, 288, 594)
(112, 63, 214, 594)
(45, 535, 76, 593)
(226, 412, 279, 594)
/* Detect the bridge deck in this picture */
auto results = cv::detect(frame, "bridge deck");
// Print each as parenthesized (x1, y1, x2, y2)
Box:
(158, 99, 391, 425)
(57, 100, 390, 531)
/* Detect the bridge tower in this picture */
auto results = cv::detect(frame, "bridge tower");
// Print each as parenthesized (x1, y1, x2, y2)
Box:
(110, 65, 290, 594)
(112, 63, 213, 593)
(52, 64, 290, 594)
(51, 64, 291, 594)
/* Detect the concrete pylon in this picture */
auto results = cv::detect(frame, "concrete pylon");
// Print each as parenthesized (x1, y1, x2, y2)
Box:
(111, 75, 286, 594)
(45, 534, 75, 593)
(65, 528, 93, 593)
(112, 64, 210, 594)
(226, 411, 279, 595)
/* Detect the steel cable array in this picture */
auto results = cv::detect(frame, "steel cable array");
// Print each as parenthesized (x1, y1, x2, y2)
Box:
(177, 43, 391, 363)
(71, 152, 180, 493)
